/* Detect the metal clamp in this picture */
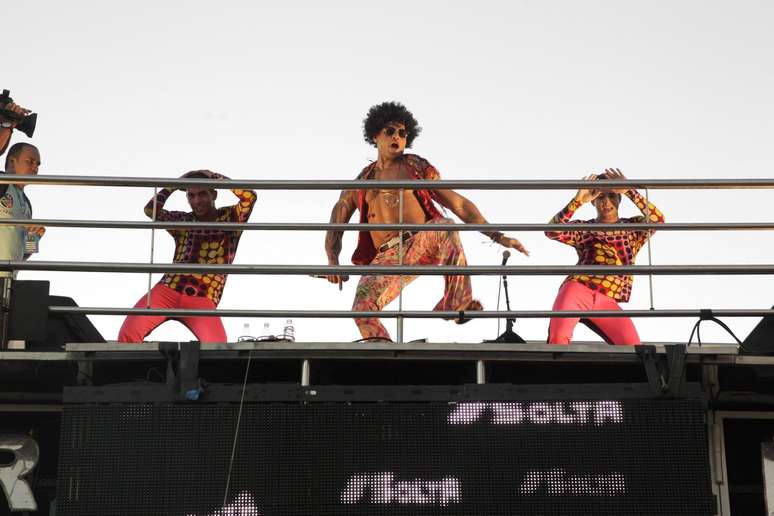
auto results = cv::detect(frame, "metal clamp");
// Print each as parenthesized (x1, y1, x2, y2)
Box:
(636, 344, 687, 397)
(159, 341, 201, 400)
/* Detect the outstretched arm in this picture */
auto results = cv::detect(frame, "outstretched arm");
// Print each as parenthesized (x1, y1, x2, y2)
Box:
(433, 189, 529, 256)
(324, 189, 358, 286)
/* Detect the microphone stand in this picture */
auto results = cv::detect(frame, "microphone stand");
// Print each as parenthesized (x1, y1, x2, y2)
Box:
(485, 250, 526, 343)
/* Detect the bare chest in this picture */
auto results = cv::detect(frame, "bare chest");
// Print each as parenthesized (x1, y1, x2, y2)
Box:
(363, 167, 427, 223)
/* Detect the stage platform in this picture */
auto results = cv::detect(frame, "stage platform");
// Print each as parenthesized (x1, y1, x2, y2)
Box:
(2, 341, 774, 515)
(0, 340, 759, 363)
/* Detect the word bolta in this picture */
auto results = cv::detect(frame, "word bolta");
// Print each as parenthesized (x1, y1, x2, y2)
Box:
(448, 401, 623, 426)
(520, 469, 627, 496)
(341, 472, 461, 507)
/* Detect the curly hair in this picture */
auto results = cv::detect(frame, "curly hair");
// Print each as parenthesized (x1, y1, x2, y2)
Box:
(362, 101, 421, 148)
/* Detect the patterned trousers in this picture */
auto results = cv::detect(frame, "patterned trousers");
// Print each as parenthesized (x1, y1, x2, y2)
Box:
(352, 218, 475, 340)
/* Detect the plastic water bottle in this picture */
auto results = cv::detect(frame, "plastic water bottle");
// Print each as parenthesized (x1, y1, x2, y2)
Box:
(282, 319, 295, 342)
(237, 322, 255, 342)
(260, 321, 272, 341)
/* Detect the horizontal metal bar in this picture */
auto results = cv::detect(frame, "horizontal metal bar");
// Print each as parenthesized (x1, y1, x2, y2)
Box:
(54, 342, 774, 368)
(6, 261, 774, 275)
(0, 404, 63, 412)
(48, 306, 774, 318)
(4, 175, 774, 190)
(4, 342, 763, 366)
(0, 351, 75, 361)
(1, 218, 772, 232)
(64, 342, 738, 354)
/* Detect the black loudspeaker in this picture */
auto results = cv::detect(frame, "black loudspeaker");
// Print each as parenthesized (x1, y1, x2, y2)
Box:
(8, 280, 49, 342)
(742, 307, 774, 355)
(8, 281, 105, 350)
(30, 296, 105, 350)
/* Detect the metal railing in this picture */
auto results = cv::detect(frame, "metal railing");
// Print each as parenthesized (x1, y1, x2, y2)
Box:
(1, 174, 772, 343)
(4, 175, 774, 189)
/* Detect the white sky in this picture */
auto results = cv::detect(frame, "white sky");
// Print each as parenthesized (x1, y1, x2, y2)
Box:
(3, 0, 773, 344)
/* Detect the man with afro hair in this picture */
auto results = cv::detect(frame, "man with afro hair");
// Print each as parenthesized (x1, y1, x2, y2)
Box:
(324, 101, 528, 341)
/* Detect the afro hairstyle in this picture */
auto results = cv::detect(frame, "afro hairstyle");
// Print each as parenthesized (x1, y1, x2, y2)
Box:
(362, 101, 421, 148)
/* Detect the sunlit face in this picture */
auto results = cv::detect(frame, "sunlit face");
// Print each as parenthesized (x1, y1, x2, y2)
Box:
(9, 146, 41, 176)
(373, 122, 407, 158)
(186, 187, 217, 218)
(593, 191, 621, 220)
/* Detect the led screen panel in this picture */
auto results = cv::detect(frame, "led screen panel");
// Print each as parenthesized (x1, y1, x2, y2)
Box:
(57, 397, 714, 516)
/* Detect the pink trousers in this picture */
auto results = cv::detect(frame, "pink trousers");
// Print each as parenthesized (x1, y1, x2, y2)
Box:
(118, 283, 227, 343)
(548, 280, 641, 345)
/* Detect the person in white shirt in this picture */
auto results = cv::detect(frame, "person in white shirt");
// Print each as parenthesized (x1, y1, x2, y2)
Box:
(0, 143, 44, 278)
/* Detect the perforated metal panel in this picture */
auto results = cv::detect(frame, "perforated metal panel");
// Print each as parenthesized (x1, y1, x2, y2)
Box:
(57, 398, 714, 516)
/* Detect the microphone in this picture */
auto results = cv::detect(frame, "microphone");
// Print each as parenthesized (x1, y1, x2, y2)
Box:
(484, 248, 525, 343)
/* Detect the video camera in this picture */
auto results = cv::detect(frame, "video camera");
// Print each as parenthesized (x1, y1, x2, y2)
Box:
(0, 89, 36, 138)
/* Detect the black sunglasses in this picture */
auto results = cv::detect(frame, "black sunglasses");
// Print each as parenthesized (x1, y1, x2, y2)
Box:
(383, 126, 408, 139)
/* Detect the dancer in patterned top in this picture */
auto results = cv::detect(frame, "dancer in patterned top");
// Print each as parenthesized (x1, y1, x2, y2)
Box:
(118, 170, 256, 343)
(324, 101, 529, 341)
(545, 168, 665, 345)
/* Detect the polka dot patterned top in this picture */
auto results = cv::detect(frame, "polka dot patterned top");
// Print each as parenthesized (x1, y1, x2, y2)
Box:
(144, 179, 257, 306)
(545, 190, 665, 302)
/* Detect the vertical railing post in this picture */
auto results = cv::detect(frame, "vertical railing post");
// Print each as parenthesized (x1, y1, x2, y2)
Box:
(0, 277, 11, 349)
(301, 359, 311, 386)
(645, 188, 656, 311)
(397, 189, 404, 344)
(146, 187, 158, 309)
(476, 360, 486, 384)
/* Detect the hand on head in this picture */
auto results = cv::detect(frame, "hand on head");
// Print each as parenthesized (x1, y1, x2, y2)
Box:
(177, 170, 220, 192)
(574, 174, 602, 204)
(181, 170, 218, 179)
(601, 168, 630, 195)
(575, 168, 629, 204)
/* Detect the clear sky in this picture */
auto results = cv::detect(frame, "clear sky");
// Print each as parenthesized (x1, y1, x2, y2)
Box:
(4, 0, 773, 344)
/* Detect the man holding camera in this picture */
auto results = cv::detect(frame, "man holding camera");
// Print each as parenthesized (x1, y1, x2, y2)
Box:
(0, 143, 44, 276)
(0, 91, 42, 271)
